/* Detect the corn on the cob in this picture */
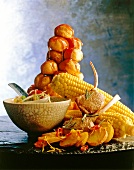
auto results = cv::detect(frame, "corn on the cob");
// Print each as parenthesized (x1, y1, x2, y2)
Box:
(50, 73, 134, 123)
(95, 112, 134, 138)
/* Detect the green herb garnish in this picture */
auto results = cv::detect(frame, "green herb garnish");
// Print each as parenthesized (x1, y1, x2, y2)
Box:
(85, 89, 94, 100)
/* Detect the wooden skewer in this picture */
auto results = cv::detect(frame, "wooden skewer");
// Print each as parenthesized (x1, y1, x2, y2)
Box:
(97, 94, 121, 114)
(90, 61, 98, 89)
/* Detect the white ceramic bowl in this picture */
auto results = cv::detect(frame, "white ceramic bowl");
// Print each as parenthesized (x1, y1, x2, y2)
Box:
(3, 97, 71, 134)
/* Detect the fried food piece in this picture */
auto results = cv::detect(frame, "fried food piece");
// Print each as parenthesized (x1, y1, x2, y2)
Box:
(40, 131, 65, 143)
(64, 110, 83, 120)
(100, 122, 114, 143)
(75, 131, 89, 147)
(34, 131, 65, 148)
(66, 37, 83, 50)
(41, 60, 58, 75)
(68, 101, 80, 110)
(87, 126, 108, 146)
(59, 129, 80, 147)
(76, 91, 105, 114)
(63, 117, 94, 131)
(47, 50, 63, 64)
(54, 24, 74, 38)
(34, 73, 52, 90)
(64, 48, 83, 62)
(34, 139, 47, 148)
(59, 59, 80, 75)
(48, 36, 69, 52)
(76, 61, 105, 114)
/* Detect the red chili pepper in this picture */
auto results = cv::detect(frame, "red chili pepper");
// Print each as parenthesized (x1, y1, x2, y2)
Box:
(56, 127, 63, 137)
(66, 132, 72, 137)
(28, 89, 43, 96)
(34, 140, 46, 148)
(77, 130, 81, 136)
(80, 145, 89, 152)
(91, 125, 100, 131)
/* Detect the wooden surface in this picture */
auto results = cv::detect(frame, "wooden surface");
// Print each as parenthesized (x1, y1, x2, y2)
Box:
(0, 116, 134, 170)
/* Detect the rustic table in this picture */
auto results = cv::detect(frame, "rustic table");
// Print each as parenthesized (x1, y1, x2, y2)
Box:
(0, 116, 134, 170)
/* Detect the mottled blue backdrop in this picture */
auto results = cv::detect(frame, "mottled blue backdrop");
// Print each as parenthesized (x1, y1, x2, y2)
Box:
(0, 0, 134, 115)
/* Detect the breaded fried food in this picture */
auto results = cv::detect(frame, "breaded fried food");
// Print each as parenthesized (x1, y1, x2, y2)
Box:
(34, 73, 52, 90)
(59, 59, 80, 75)
(76, 61, 105, 114)
(75, 131, 89, 147)
(64, 48, 83, 62)
(41, 60, 58, 75)
(66, 37, 83, 50)
(100, 122, 114, 143)
(60, 129, 80, 147)
(87, 127, 108, 146)
(47, 50, 63, 64)
(48, 36, 69, 52)
(54, 24, 74, 38)
(64, 110, 83, 120)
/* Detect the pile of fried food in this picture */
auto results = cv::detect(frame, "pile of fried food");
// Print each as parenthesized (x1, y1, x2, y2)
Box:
(26, 24, 134, 152)
(27, 23, 84, 95)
